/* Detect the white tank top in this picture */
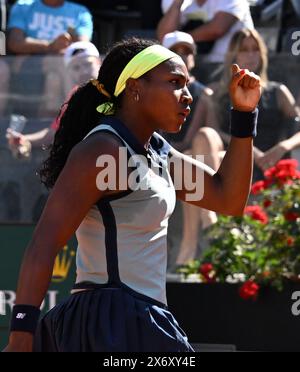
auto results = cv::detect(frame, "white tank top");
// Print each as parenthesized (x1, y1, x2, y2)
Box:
(75, 118, 176, 305)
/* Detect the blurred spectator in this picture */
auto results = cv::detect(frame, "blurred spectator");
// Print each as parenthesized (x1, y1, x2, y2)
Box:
(6, 41, 101, 155)
(157, 0, 254, 63)
(63, 40, 100, 90)
(161, 30, 219, 268)
(191, 28, 300, 182)
(7, 0, 93, 54)
(161, 30, 212, 149)
(6, 0, 93, 117)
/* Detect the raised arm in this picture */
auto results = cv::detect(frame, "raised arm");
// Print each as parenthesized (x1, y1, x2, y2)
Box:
(157, 0, 184, 41)
(3, 133, 123, 352)
(8, 28, 73, 54)
(188, 12, 238, 43)
(170, 65, 261, 215)
(199, 83, 264, 163)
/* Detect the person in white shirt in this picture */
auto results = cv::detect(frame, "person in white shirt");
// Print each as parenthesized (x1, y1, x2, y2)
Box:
(157, 0, 254, 63)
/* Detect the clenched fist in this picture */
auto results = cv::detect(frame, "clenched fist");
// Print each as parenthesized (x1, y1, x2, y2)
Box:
(229, 64, 261, 112)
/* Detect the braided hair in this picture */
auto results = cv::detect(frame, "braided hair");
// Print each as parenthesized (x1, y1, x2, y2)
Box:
(39, 38, 156, 189)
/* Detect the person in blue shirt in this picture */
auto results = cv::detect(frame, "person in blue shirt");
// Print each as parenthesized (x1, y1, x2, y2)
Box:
(7, 0, 93, 54)
(6, 0, 94, 117)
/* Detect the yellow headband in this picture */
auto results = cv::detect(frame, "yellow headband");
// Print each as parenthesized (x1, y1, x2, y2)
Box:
(96, 44, 178, 115)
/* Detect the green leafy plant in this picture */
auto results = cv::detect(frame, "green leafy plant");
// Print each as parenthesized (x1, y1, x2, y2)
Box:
(179, 159, 300, 300)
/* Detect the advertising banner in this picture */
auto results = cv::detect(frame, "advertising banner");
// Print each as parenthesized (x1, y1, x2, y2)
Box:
(0, 224, 77, 349)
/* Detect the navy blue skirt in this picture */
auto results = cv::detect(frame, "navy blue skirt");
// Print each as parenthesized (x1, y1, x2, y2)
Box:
(33, 284, 194, 352)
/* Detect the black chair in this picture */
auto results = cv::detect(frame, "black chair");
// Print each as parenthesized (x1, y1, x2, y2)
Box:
(136, 0, 163, 29)
(93, 8, 142, 52)
(74, 0, 140, 12)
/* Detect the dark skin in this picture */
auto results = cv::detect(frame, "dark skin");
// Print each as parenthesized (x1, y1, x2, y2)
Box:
(116, 58, 193, 141)
(43, 0, 65, 6)
(3, 56, 261, 352)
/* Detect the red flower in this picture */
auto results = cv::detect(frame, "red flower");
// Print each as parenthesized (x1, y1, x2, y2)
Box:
(264, 159, 300, 183)
(199, 263, 213, 276)
(277, 169, 298, 183)
(199, 263, 216, 283)
(284, 211, 299, 222)
(277, 159, 298, 170)
(239, 280, 260, 300)
(263, 199, 272, 208)
(251, 179, 273, 195)
(244, 206, 268, 224)
(251, 181, 266, 195)
(264, 166, 277, 180)
(282, 179, 295, 186)
(287, 237, 295, 246)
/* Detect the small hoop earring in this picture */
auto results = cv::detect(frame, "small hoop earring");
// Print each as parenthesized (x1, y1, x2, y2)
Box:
(134, 93, 140, 102)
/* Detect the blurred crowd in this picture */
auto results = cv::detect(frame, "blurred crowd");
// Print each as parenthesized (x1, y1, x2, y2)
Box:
(1, 0, 300, 270)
